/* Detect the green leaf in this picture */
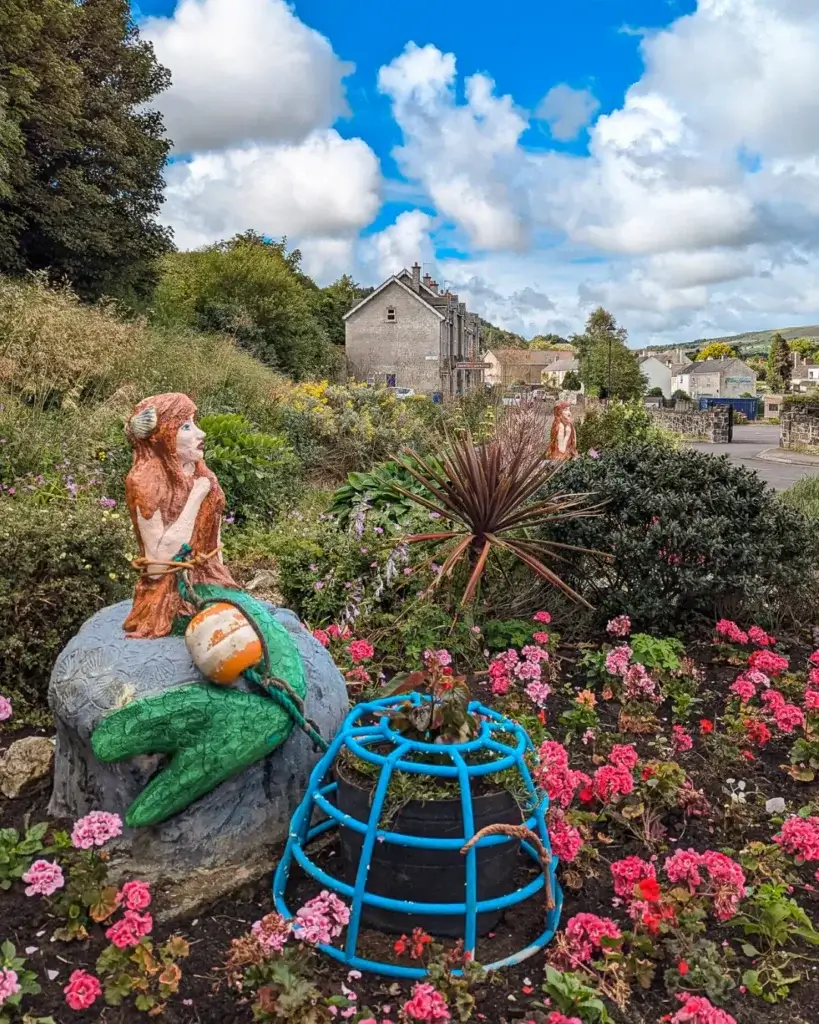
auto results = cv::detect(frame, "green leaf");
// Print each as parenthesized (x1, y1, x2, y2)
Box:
(741, 943, 760, 957)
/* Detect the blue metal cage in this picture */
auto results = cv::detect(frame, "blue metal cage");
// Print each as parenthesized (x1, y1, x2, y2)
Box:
(273, 693, 563, 978)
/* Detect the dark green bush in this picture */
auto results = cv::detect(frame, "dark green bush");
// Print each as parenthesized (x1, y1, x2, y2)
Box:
(0, 495, 134, 715)
(198, 413, 301, 522)
(540, 444, 818, 632)
(576, 400, 676, 453)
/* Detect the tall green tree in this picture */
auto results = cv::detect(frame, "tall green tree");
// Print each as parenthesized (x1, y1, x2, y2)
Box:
(0, 0, 172, 301)
(575, 307, 644, 399)
(308, 274, 372, 347)
(789, 337, 819, 359)
(695, 341, 737, 361)
(151, 232, 340, 380)
(530, 333, 570, 350)
(767, 332, 792, 393)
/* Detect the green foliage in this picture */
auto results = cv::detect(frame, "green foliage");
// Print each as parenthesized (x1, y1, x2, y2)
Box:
(696, 342, 738, 360)
(0, 494, 133, 714)
(574, 308, 644, 401)
(152, 233, 340, 380)
(767, 332, 792, 394)
(327, 458, 440, 528)
(562, 368, 582, 391)
(663, 938, 737, 1005)
(781, 476, 819, 523)
(198, 413, 300, 522)
(788, 337, 819, 359)
(0, 821, 50, 890)
(629, 633, 685, 674)
(306, 274, 372, 348)
(539, 443, 818, 632)
(96, 933, 189, 1013)
(0, 0, 172, 301)
(576, 400, 676, 453)
(541, 966, 613, 1023)
(482, 618, 540, 652)
(0, 941, 49, 1024)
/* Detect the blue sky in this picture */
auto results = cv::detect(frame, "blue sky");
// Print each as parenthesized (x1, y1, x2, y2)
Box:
(134, 1, 819, 345)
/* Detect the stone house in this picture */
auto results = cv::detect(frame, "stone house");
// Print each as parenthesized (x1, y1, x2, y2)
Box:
(791, 354, 819, 393)
(639, 356, 672, 398)
(343, 263, 483, 396)
(673, 357, 757, 398)
(541, 356, 581, 390)
(484, 348, 563, 387)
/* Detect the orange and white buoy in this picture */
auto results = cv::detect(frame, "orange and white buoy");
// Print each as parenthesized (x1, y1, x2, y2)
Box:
(184, 603, 263, 685)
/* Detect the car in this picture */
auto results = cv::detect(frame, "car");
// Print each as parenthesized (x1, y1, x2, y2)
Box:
(392, 387, 415, 400)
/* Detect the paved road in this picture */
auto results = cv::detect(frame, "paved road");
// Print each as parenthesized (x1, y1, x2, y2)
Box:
(689, 424, 819, 491)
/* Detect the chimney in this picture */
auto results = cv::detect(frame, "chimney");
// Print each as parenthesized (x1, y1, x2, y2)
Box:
(423, 273, 433, 289)
(411, 262, 421, 292)
(430, 280, 439, 294)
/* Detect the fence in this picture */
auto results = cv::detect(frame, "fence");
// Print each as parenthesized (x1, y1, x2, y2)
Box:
(697, 397, 759, 422)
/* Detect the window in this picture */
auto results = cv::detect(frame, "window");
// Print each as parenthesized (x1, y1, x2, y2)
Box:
(386, 307, 396, 322)
(386, 374, 396, 387)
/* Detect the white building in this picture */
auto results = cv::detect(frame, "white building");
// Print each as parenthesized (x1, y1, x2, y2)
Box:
(638, 356, 672, 398)
(674, 357, 757, 398)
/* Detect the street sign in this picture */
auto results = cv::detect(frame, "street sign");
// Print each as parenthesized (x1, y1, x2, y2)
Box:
(455, 362, 491, 370)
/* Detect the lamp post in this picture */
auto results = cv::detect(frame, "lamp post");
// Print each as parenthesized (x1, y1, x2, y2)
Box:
(607, 334, 613, 405)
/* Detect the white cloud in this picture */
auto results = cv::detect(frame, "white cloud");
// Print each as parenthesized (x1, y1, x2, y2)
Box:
(378, 43, 529, 250)
(536, 84, 600, 141)
(142, 0, 352, 152)
(359, 210, 436, 280)
(162, 131, 381, 252)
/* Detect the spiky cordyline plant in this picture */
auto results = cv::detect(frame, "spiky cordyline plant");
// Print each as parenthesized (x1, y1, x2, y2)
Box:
(392, 426, 606, 607)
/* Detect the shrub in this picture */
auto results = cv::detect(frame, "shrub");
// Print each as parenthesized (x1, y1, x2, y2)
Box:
(0, 494, 133, 714)
(540, 444, 818, 632)
(576, 400, 676, 453)
(781, 477, 819, 524)
(197, 413, 301, 522)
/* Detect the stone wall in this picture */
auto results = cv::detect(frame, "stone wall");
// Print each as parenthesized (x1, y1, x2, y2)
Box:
(781, 404, 819, 453)
(648, 405, 730, 442)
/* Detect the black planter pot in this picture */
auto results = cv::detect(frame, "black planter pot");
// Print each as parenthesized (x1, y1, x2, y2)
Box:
(335, 772, 522, 937)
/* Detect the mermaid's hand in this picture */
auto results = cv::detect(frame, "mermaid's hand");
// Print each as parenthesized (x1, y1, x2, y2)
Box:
(91, 683, 292, 828)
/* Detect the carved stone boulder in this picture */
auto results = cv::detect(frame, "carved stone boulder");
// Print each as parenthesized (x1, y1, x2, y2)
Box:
(49, 600, 347, 912)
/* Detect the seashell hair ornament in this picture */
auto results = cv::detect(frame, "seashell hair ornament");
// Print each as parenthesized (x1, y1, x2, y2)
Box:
(128, 406, 158, 440)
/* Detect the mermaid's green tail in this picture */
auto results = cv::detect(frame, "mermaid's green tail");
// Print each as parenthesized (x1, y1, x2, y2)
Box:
(91, 585, 308, 828)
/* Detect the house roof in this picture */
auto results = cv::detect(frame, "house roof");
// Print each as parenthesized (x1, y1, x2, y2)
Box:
(342, 274, 445, 321)
(547, 357, 579, 373)
(639, 355, 670, 367)
(487, 348, 562, 365)
(680, 357, 755, 376)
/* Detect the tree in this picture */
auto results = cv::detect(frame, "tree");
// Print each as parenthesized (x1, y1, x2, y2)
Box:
(695, 341, 737, 361)
(767, 332, 792, 393)
(647, 386, 664, 397)
(575, 308, 644, 399)
(0, 0, 172, 301)
(530, 333, 570, 350)
(562, 369, 581, 391)
(308, 274, 372, 347)
(672, 389, 690, 401)
(789, 337, 819, 359)
(151, 232, 340, 380)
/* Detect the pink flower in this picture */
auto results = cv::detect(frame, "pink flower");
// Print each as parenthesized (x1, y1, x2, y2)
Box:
(665, 848, 704, 891)
(533, 610, 552, 623)
(292, 891, 350, 945)
(730, 676, 756, 702)
(252, 912, 291, 952)
(610, 857, 655, 900)
(606, 615, 631, 638)
(105, 910, 153, 949)
(748, 625, 775, 647)
(748, 649, 789, 676)
(401, 982, 451, 1022)
(0, 968, 21, 1007)
(670, 992, 737, 1024)
(605, 645, 632, 677)
(810, 667, 819, 686)
(64, 970, 102, 1011)
(549, 814, 583, 862)
(623, 663, 661, 703)
(22, 859, 65, 897)
(810, 650, 819, 667)
(773, 703, 804, 733)
(593, 763, 634, 802)
(805, 689, 819, 711)
(672, 725, 693, 753)
(525, 680, 551, 707)
(70, 810, 122, 849)
(714, 619, 748, 645)
(0, 695, 11, 721)
(547, 1015, 582, 1024)
(117, 880, 151, 912)
(522, 644, 549, 663)
(514, 659, 542, 681)
(348, 639, 375, 664)
(774, 816, 819, 863)
(608, 744, 639, 770)
(312, 628, 330, 647)
(532, 631, 550, 644)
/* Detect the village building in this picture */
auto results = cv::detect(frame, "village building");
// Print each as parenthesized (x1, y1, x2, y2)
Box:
(483, 348, 563, 387)
(673, 356, 757, 399)
(343, 263, 484, 397)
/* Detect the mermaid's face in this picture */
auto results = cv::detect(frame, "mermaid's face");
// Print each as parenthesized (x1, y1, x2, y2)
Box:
(176, 418, 206, 466)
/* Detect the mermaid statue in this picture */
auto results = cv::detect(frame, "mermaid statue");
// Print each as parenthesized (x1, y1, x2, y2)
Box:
(90, 394, 315, 828)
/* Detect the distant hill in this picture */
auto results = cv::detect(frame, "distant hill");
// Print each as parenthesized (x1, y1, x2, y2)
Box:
(644, 324, 819, 359)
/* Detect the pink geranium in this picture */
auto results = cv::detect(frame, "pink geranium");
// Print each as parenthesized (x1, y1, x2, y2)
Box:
(714, 619, 748, 645)
(804, 688, 819, 711)
(748, 649, 789, 676)
(547, 1015, 582, 1024)
(0, 695, 12, 721)
(292, 891, 350, 945)
(672, 725, 693, 753)
(593, 763, 634, 802)
(312, 628, 330, 647)
(252, 912, 291, 953)
(730, 676, 756, 702)
(671, 993, 737, 1024)
(105, 910, 153, 949)
(533, 610, 552, 623)
(606, 615, 631, 638)
(748, 625, 775, 647)
(774, 816, 819, 863)
(0, 968, 21, 1007)
(64, 970, 102, 1011)
(525, 680, 551, 707)
(549, 813, 583, 862)
(348, 639, 375, 663)
(22, 859, 64, 897)
(605, 645, 632, 677)
(70, 810, 122, 850)
(608, 744, 639, 770)
(810, 650, 819, 667)
(117, 880, 151, 912)
(610, 856, 655, 899)
(402, 982, 451, 1021)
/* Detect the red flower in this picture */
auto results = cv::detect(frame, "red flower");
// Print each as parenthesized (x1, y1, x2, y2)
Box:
(637, 877, 661, 902)
(578, 784, 595, 804)
(699, 719, 714, 734)
(394, 935, 408, 955)
(678, 960, 689, 976)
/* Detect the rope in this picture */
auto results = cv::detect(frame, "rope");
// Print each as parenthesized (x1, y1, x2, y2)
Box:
(461, 823, 555, 911)
(132, 548, 220, 577)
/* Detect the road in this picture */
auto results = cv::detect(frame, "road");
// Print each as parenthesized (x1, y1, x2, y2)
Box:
(688, 424, 819, 491)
